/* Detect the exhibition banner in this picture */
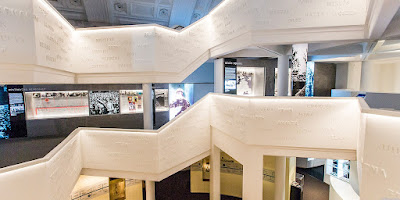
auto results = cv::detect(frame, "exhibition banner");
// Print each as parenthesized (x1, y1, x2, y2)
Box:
(7, 85, 27, 138)
(89, 91, 120, 116)
(0, 85, 11, 139)
(224, 58, 238, 94)
(169, 84, 193, 120)
(305, 62, 315, 97)
(292, 44, 308, 96)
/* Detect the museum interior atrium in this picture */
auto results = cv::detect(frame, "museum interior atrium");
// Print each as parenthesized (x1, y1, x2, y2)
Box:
(1, 0, 400, 200)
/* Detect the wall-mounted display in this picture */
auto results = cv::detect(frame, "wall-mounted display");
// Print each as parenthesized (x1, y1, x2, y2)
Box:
(236, 67, 265, 96)
(155, 89, 169, 112)
(25, 91, 89, 120)
(224, 67, 237, 94)
(89, 91, 120, 116)
(7, 85, 27, 138)
(305, 62, 315, 97)
(0, 86, 11, 139)
(169, 84, 193, 120)
(120, 90, 143, 114)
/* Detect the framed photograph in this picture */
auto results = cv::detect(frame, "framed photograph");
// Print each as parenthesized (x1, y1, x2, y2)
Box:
(89, 91, 120, 116)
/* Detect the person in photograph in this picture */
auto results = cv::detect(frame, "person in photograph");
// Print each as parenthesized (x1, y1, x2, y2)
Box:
(169, 88, 190, 117)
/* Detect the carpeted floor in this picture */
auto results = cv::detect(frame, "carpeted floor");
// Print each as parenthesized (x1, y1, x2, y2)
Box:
(301, 173, 329, 200)
(155, 170, 241, 200)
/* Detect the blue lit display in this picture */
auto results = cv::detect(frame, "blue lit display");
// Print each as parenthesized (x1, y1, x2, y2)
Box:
(0, 86, 11, 139)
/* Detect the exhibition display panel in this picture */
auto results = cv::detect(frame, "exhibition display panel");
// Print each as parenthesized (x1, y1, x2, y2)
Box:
(236, 67, 265, 96)
(120, 90, 144, 114)
(154, 89, 169, 112)
(25, 91, 89, 120)
(169, 84, 194, 120)
(223, 58, 267, 97)
(89, 91, 120, 116)
(0, 85, 11, 139)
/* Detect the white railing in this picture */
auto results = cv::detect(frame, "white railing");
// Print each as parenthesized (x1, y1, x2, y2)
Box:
(0, 94, 398, 200)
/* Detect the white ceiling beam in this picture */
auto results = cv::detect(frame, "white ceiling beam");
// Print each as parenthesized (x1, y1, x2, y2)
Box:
(168, 0, 197, 27)
(222, 48, 279, 58)
(257, 45, 289, 56)
(308, 41, 362, 52)
(366, 0, 400, 39)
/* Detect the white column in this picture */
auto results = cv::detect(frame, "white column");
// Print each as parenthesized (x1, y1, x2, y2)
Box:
(274, 156, 287, 200)
(143, 83, 155, 200)
(210, 145, 221, 200)
(145, 180, 156, 200)
(277, 55, 290, 96)
(242, 153, 263, 200)
(142, 83, 153, 130)
(214, 58, 224, 94)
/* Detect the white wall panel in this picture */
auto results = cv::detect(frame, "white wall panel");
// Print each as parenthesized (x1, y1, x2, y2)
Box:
(33, 0, 75, 71)
(210, 95, 361, 150)
(46, 135, 82, 200)
(0, 0, 370, 83)
(361, 113, 400, 200)
(2, 94, 399, 200)
(73, 26, 156, 73)
(0, 64, 75, 84)
(158, 96, 211, 172)
(80, 129, 159, 173)
(0, 163, 48, 200)
(0, 0, 36, 65)
(252, 0, 367, 30)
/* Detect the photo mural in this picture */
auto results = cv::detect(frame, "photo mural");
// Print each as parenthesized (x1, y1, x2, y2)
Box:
(89, 91, 120, 116)
(0, 86, 10, 139)
(169, 84, 194, 120)
(291, 44, 308, 96)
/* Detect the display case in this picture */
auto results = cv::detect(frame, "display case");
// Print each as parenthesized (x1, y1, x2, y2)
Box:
(25, 91, 89, 120)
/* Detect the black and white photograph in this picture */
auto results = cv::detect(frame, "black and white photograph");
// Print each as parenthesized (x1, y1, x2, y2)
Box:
(155, 89, 169, 112)
(236, 67, 265, 96)
(89, 91, 120, 116)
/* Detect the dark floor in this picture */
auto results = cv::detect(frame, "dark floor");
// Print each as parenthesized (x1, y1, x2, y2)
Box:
(301, 173, 329, 200)
(155, 170, 241, 200)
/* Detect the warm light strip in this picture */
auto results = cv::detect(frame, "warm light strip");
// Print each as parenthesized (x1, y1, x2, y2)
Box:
(37, 0, 75, 32)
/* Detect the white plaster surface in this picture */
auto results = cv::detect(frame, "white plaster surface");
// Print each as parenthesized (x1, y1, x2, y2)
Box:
(0, 0, 369, 83)
(361, 112, 400, 200)
(0, 94, 399, 200)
